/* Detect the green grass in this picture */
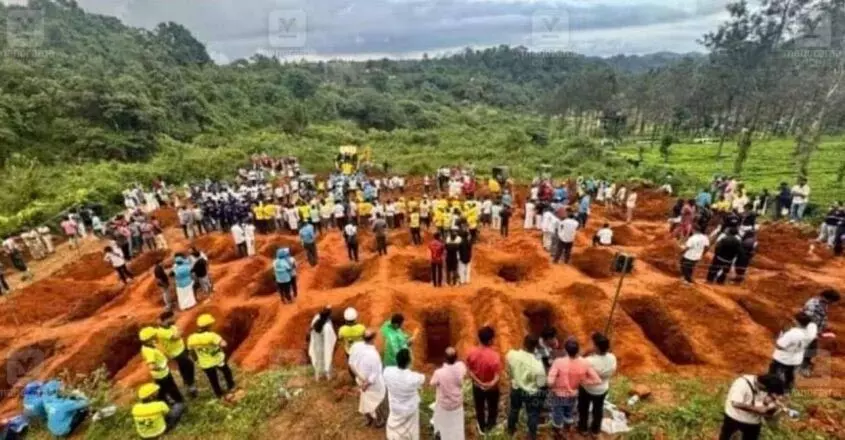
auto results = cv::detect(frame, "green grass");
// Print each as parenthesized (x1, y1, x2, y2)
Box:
(618, 137, 845, 207)
(21, 368, 842, 439)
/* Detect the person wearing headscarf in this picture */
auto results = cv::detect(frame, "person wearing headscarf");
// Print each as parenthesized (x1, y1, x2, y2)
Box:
(308, 306, 337, 381)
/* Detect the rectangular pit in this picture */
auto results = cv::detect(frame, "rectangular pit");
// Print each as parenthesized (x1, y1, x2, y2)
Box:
(521, 301, 567, 340)
(424, 311, 453, 365)
(621, 297, 700, 365)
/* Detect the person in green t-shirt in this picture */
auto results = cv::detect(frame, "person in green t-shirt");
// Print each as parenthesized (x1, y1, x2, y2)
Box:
(380, 313, 417, 367)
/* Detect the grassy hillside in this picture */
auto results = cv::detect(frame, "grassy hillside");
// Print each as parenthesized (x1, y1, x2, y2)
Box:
(618, 137, 845, 209)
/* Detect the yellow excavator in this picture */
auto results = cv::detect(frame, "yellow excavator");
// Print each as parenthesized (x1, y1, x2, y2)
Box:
(336, 145, 360, 175)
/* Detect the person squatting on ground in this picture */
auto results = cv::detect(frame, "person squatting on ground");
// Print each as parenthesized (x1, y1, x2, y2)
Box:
(132, 383, 185, 439)
(466, 326, 501, 435)
(187, 314, 236, 399)
(309, 306, 337, 381)
(430, 347, 467, 440)
(719, 373, 785, 440)
(157, 311, 197, 398)
(139, 327, 184, 405)
(800, 290, 841, 377)
(274, 248, 295, 304)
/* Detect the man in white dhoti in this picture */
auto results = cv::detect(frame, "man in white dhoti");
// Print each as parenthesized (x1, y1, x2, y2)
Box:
(349, 330, 386, 428)
(172, 254, 197, 311)
(430, 347, 467, 440)
(244, 220, 257, 256)
(308, 306, 337, 381)
(524, 200, 536, 230)
(383, 349, 425, 440)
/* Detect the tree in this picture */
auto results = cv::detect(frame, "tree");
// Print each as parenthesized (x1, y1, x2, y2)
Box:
(734, 128, 753, 174)
(660, 134, 674, 163)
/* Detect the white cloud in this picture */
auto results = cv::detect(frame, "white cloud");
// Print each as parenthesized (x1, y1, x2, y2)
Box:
(74, 0, 730, 62)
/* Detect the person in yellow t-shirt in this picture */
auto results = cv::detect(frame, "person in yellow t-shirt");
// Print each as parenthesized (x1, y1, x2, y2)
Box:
(132, 383, 184, 439)
(263, 203, 278, 231)
(395, 197, 407, 228)
(359, 201, 373, 225)
(467, 204, 480, 243)
(409, 210, 422, 245)
(139, 327, 184, 403)
(450, 198, 462, 212)
(337, 308, 366, 381)
(187, 314, 235, 399)
(488, 177, 501, 195)
(297, 201, 311, 225)
(156, 311, 197, 398)
(408, 197, 419, 212)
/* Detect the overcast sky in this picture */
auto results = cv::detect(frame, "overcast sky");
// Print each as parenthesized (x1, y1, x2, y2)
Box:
(9, 0, 733, 63)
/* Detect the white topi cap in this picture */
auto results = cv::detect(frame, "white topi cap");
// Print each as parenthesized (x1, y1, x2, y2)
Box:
(344, 307, 358, 321)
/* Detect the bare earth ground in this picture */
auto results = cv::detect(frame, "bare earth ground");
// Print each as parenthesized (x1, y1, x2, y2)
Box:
(0, 182, 843, 439)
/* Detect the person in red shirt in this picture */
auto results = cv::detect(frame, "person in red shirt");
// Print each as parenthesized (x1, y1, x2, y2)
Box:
(466, 326, 502, 434)
(428, 232, 445, 287)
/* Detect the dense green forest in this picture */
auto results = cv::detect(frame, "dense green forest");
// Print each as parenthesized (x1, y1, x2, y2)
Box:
(1, 0, 844, 234)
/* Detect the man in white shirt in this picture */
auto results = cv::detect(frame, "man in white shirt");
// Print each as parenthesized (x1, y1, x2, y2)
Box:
(719, 374, 784, 440)
(553, 214, 579, 264)
(680, 227, 710, 284)
(579, 333, 617, 436)
(333, 201, 346, 229)
(790, 177, 810, 221)
(430, 347, 467, 440)
(344, 222, 359, 262)
(592, 223, 613, 246)
(383, 349, 425, 440)
(230, 223, 247, 257)
(769, 312, 818, 392)
(480, 198, 493, 228)
(541, 209, 559, 252)
(350, 330, 386, 428)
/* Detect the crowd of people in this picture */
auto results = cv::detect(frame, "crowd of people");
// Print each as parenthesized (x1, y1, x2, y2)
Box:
(1, 152, 842, 440)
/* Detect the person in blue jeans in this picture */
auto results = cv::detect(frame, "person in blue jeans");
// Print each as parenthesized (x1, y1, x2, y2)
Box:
(506, 336, 546, 440)
(299, 222, 318, 266)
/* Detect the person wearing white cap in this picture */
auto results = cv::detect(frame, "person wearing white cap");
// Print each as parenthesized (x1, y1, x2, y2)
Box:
(338, 307, 366, 381)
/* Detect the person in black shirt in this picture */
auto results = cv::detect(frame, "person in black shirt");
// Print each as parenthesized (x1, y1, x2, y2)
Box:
(740, 204, 757, 237)
(733, 230, 758, 283)
(458, 230, 473, 285)
(191, 248, 213, 297)
(775, 182, 791, 220)
(712, 209, 741, 242)
(696, 205, 713, 234)
(707, 228, 742, 284)
(154, 260, 173, 311)
(500, 204, 512, 237)
(818, 205, 842, 247)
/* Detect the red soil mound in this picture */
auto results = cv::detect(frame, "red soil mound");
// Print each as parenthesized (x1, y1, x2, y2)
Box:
(62, 285, 125, 322)
(641, 239, 681, 275)
(0, 339, 58, 397)
(758, 223, 833, 268)
(151, 208, 178, 229)
(607, 190, 672, 221)
(0, 280, 112, 325)
(193, 234, 239, 263)
(613, 224, 647, 246)
(572, 247, 616, 279)
(57, 322, 141, 378)
(257, 235, 303, 259)
(54, 251, 114, 281)
(751, 273, 831, 309)
(128, 249, 170, 274)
